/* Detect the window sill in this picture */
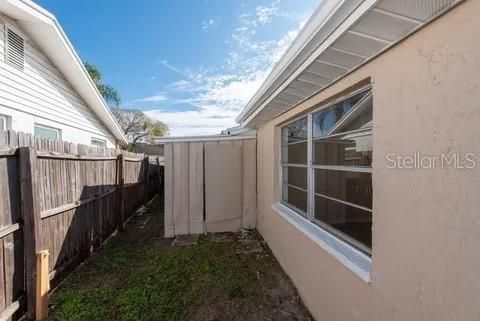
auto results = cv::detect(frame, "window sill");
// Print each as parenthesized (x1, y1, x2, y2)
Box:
(272, 202, 372, 283)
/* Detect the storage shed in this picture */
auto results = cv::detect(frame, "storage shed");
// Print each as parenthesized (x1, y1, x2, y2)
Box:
(156, 134, 256, 237)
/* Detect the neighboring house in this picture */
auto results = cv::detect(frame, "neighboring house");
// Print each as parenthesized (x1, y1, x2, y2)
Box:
(0, 0, 127, 148)
(159, 0, 480, 320)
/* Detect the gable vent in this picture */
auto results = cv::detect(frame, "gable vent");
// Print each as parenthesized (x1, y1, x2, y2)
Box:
(6, 29, 24, 70)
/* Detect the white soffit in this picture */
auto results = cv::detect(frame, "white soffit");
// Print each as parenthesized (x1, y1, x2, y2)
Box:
(237, 0, 461, 128)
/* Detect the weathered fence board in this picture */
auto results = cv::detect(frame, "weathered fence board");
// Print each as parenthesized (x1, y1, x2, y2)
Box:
(19, 147, 41, 320)
(173, 142, 189, 235)
(163, 143, 174, 238)
(0, 130, 159, 320)
(188, 142, 204, 234)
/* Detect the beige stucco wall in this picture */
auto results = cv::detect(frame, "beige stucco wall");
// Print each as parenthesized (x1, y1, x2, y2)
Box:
(256, 1, 480, 320)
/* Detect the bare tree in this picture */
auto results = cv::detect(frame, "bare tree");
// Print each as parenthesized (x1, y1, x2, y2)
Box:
(84, 62, 168, 146)
(113, 109, 168, 145)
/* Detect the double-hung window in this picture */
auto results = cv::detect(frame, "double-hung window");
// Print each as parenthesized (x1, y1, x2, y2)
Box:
(281, 87, 373, 255)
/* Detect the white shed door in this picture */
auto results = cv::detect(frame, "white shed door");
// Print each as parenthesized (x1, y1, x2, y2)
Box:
(204, 140, 242, 232)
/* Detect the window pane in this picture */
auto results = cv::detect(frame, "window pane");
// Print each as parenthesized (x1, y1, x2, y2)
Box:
(282, 142, 307, 164)
(91, 138, 106, 148)
(0, 117, 5, 131)
(337, 100, 372, 133)
(314, 195, 372, 251)
(283, 166, 307, 190)
(282, 184, 307, 214)
(34, 125, 59, 139)
(315, 169, 372, 209)
(282, 117, 307, 144)
(312, 90, 368, 138)
(313, 130, 372, 166)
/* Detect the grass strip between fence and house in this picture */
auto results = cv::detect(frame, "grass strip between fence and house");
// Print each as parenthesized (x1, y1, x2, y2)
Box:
(48, 197, 313, 321)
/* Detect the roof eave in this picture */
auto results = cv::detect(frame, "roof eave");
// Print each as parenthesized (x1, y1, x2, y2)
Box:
(0, 0, 128, 144)
(235, 0, 351, 124)
(237, 0, 462, 128)
(154, 134, 257, 144)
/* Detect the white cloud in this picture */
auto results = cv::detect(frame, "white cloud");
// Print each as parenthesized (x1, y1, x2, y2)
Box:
(166, 79, 199, 91)
(133, 92, 168, 103)
(146, 70, 269, 136)
(256, 1, 280, 25)
(201, 18, 219, 31)
(146, 108, 238, 136)
(158, 60, 189, 77)
(147, 2, 308, 136)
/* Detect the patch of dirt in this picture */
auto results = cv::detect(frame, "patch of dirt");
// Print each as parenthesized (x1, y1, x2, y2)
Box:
(172, 234, 200, 246)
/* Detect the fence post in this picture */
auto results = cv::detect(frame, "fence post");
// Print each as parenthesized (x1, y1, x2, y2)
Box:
(19, 147, 42, 320)
(117, 153, 125, 229)
(144, 156, 149, 204)
(36, 250, 49, 320)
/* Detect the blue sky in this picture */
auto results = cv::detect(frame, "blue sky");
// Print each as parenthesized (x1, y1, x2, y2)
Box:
(37, 0, 319, 136)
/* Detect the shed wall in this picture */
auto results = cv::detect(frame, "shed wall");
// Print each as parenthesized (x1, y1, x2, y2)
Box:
(204, 140, 242, 232)
(163, 138, 256, 237)
(255, 1, 480, 320)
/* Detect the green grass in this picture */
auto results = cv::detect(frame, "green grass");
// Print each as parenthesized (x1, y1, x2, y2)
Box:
(52, 239, 208, 321)
(49, 198, 312, 321)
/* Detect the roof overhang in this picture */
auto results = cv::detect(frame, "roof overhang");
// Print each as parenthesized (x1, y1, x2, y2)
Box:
(0, 0, 128, 144)
(154, 134, 256, 144)
(236, 0, 461, 128)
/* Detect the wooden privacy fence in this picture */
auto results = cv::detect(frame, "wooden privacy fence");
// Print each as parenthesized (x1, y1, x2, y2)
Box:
(0, 130, 155, 321)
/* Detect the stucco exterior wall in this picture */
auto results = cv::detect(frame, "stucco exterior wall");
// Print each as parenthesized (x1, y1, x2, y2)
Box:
(256, 1, 480, 320)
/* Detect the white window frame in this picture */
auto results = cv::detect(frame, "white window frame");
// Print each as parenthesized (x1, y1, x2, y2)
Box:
(91, 137, 107, 148)
(34, 123, 61, 140)
(280, 115, 309, 217)
(0, 115, 7, 131)
(276, 85, 373, 282)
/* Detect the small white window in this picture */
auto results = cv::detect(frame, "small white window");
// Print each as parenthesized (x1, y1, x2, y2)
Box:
(6, 28, 25, 71)
(91, 138, 106, 148)
(34, 124, 61, 140)
(0, 114, 11, 131)
(0, 115, 7, 131)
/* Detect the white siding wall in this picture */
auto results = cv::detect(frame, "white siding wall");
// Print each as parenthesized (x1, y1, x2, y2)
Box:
(0, 14, 117, 148)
